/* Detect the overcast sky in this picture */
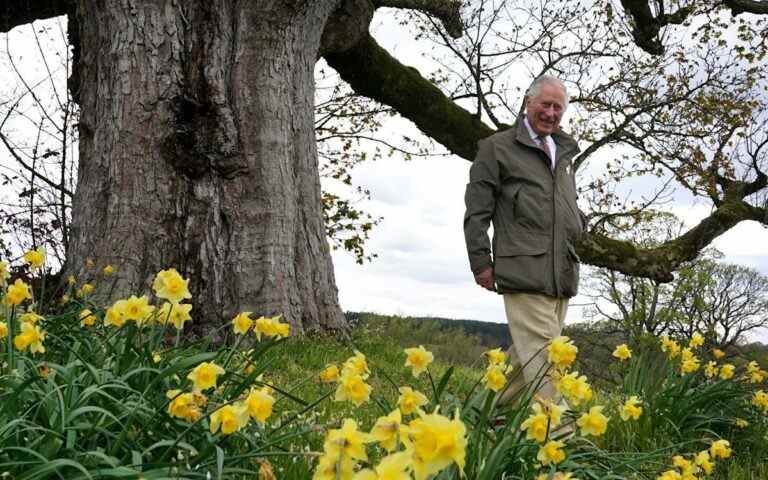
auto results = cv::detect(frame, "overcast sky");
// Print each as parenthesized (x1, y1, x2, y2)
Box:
(2, 10, 767, 342)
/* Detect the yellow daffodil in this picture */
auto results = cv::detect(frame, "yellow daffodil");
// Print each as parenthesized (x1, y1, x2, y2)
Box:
(689, 332, 704, 349)
(695, 450, 714, 475)
(712, 348, 725, 359)
(709, 439, 731, 459)
(232, 311, 253, 335)
(612, 344, 631, 361)
(719, 363, 735, 380)
(482, 363, 507, 392)
(319, 364, 340, 383)
(403, 409, 466, 480)
(537, 440, 566, 466)
(210, 402, 249, 435)
(735, 418, 749, 428)
(324, 418, 372, 463)
(5, 278, 33, 306)
(748, 369, 767, 384)
(0, 260, 9, 284)
(81, 283, 94, 295)
(704, 361, 718, 378)
(577, 405, 609, 437)
(0, 321, 7, 339)
(67, 275, 76, 286)
(521, 410, 550, 443)
(342, 350, 370, 378)
(334, 370, 372, 406)
(79, 308, 97, 327)
(158, 302, 193, 330)
(19, 311, 44, 324)
(660, 335, 681, 359)
(536, 473, 576, 480)
(122, 295, 155, 325)
(656, 470, 682, 480)
(398, 386, 428, 415)
(153, 352, 162, 363)
(245, 387, 275, 423)
(152, 268, 192, 303)
(355, 452, 412, 480)
(620, 396, 643, 421)
(554, 371, 593, 406)
(548, 336, 577, 370)
(671, 455, 699, 478)
(13, 321, 46, 354)
(103, 265, 114, 275)
(254, 314, 290, 340)
(370, 409, 402, 452)
(484, 348, 506, 365)
(404, 345, 434, 377)
(105, 300, 127, 328)
(23, 246, 45, 271)
(313, 454, 355, 480)
(751, 390, 768, 414)
(166, 389, 202, 422)
(187, 362, 226, 391)
(681, 356, 700, 375)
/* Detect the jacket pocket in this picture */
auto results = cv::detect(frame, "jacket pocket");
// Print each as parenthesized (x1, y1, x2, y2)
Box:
(493, 231, 550, 294)
(560, 242, 580, 297)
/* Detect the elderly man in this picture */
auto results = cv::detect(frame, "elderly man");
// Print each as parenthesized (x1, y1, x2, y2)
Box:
(464, 75, 583, 403)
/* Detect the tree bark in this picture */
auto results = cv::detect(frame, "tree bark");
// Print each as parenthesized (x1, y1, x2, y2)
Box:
(68, 0, 346, 334)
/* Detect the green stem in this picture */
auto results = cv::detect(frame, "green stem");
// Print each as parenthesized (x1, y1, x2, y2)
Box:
(7, 306, 15, 372)
(39, 269, 46, 311)
(224, 334, 246, 370)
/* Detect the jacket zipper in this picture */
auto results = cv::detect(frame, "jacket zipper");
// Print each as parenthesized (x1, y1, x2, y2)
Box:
(551, 155, 559, 297)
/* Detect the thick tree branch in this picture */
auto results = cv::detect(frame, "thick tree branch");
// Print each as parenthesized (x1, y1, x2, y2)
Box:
(578, 199, 766, 282)
(621, 0, 768, 54)
(324, 32, 496, 161)
(0, 0, 70, 33)
(372, 0, 463, 38)
(725, 0, 768, 15)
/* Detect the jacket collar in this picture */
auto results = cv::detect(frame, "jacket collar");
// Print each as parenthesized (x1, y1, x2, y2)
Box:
(513, 115, 578, 159)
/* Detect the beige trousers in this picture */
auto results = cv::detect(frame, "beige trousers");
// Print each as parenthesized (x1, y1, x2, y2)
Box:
(499, 292, 569, 405)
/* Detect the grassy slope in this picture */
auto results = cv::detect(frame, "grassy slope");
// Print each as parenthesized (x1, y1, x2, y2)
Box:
(267, 313, 768, 479)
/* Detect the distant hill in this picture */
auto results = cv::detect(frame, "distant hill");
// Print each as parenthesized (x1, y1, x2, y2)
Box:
(346, 311, 512, 348)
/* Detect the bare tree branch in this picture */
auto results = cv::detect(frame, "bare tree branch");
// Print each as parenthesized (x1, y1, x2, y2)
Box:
(372, 0, 464, 38)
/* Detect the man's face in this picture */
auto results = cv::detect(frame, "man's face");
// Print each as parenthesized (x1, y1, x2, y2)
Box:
(525, 83, 566, 136)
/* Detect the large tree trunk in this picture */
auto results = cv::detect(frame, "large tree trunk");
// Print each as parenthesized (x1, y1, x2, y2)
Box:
(68, 0, 346, 334)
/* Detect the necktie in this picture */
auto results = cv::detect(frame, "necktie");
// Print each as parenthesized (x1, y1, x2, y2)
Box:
(539, 136, 554, 169)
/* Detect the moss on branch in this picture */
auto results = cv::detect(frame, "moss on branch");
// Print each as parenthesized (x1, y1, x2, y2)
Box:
(324, 33, 496, 161)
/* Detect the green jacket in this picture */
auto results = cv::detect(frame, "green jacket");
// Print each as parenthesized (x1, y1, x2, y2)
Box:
(463, 117, 583, 298)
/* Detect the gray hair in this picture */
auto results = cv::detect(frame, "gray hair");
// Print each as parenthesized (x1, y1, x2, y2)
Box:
(525, 75, 569, 110)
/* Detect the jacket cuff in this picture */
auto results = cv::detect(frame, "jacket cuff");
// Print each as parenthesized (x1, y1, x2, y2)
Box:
(470, 258, 492, 276)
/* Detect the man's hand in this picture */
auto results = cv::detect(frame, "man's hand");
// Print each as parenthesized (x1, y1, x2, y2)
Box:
(474, 267, 495, 291)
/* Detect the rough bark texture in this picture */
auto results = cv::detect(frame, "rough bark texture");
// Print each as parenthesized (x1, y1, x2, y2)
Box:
(68, 0, 346, 334)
